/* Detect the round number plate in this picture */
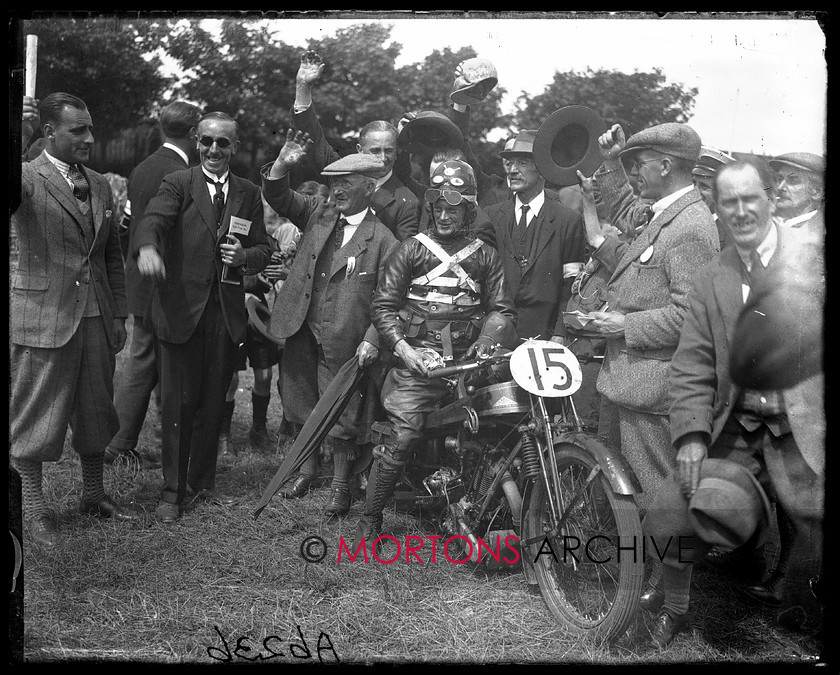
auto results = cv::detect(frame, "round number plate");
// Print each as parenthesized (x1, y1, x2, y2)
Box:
(509, 339, 583, 397)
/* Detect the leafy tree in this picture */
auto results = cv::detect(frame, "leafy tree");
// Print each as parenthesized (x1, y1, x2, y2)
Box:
(514, 67, 698, 138)
(20, 16, 170, 140)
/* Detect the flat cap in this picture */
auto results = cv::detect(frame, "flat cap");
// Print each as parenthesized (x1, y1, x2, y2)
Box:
(499, 129, 537, 158)
(768, 152, 825, 175)
(692, 146, 736, 178)
(321, 154, 385, 177)
(620, 123, 702, 162)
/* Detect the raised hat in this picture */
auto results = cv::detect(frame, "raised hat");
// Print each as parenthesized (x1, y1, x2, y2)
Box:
(450, 57, 499, 105)
(398, 111, 464, 153)
(499, 129, 538, 159)
(620, 122, 702, 162)
(533, 105, 607, 186)
(246, 295, 285, 347)
(688, 458, 772, 549)
(321, 153, 385, 177)
(768, 152, 825, 175)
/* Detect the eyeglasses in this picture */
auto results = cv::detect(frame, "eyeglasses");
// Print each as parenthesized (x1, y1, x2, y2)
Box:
(425, 188, 475, 206)
(199, 136, 233, 149)
(631, 157, 662, 172)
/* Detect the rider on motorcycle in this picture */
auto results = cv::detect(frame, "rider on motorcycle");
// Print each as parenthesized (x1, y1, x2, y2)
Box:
(355, 159, 518, 543)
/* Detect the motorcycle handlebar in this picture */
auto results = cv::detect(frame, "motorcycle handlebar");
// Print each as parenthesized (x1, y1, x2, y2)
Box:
(426, 353, 512, 380)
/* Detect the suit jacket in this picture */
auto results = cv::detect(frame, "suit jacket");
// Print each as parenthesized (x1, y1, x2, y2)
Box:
(593, 186, 719, 415)
(133, 167, 271, 345)
(486, 194, 585, 340)
(12, 152, 127, 349)
(670, 228, 824, 508)
(293, 103, 419, 241)
(262, 168, 399, 372)
(124, 145, 190, 316)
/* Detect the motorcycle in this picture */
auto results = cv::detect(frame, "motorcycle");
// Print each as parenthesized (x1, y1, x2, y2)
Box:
(369, 339, 645, 642)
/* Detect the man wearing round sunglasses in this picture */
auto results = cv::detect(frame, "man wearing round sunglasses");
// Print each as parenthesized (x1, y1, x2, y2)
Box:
(353, 159, 517, 545)
(485, 129, 586, 344)
(261, 130, 399, 518)
(767, 152, 824, 230)
(135, 111, 272, 523)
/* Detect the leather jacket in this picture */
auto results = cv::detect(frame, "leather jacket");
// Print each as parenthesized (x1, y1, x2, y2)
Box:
(372, 230, 517, 360)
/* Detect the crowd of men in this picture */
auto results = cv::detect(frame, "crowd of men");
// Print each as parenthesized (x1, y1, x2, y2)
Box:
(12, 50, 824, 652)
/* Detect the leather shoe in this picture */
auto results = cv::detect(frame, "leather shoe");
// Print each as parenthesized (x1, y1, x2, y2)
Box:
(80, 495, 139, 521)
(639, 586, 665, 614)
(155, 500, 181, 523)
(324, 488, 351, 516)
(26, 514, 59, 548)
(278, 473, 314, 499)
(739, 582, 783, 606)
(650, 610, 689, 649)
(191, 488, 236, 506)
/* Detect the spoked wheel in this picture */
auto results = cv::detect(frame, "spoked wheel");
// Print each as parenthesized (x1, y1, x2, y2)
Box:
(525, 442, 643, 642)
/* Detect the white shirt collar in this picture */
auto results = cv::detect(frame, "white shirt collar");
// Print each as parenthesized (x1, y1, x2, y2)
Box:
(202, 167, 229, 184)
(515, 190, 545, 225)
(44, 150, 72, 175)
(782, 210, 818, 228)
(342, 207, 369, 226)
(736, 221, 778, 271)
(375, 170, 393, 190)
(649, 185, 694, 224)
(163, 142, 189, 166)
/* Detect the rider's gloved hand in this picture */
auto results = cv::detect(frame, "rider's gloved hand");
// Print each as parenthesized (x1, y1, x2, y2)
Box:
(465, 336, 497, 360)
(568, 338, 595, 364)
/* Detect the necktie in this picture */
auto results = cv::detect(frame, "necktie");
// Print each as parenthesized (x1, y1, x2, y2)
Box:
(748, 249, 768, 289)
(335, 217, 347, 251)
(205, 174, 226, 225)
(68, 164, 89, 202)
(518, 204, 530, 229)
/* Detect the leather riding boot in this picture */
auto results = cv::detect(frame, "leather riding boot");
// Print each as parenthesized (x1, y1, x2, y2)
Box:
(353, 449, 404, 548)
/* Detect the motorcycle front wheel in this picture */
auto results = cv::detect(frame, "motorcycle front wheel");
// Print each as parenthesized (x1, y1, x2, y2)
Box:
(524, 442, 644, 642)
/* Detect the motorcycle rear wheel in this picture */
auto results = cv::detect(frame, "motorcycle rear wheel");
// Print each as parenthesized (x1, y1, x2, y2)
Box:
(525, 442, 643, 642)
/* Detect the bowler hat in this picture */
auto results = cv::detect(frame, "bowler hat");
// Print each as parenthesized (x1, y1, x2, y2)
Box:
(499, 130, 538, 159)
(450, 57, 498, 105)
(398, 111, 464, 153)
(533, 106, 607, 186)
(688, 458, 772, 549)
(620, 123, 702, 163)
(768, 152, 825, 175)
(322, 154, 385, 177)
(246, 295, 285, 347)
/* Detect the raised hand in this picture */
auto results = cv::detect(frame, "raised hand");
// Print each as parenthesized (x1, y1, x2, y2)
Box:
(296, 50, 325, 86)
(277, 129, 314, 167)
(598, 124, 626, 161)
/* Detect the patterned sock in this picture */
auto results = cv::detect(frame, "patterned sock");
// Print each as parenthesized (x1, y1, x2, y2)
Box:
(79, 453, 107, 503)
(648, 559, 663, 590)
(662, 564, 692, 616)
(300, 451, 319, 478)
(15, 460, 48, 519)
(331, 447, 355, 493)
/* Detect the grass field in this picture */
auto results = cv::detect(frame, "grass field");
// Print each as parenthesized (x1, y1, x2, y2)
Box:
(19, 318, 825, 664)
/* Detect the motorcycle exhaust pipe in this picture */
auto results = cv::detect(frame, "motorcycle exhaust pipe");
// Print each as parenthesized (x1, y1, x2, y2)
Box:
(499, 470, 522, 526)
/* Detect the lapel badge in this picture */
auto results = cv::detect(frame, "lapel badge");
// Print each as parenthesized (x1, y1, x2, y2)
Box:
(639, 245, 654, 263)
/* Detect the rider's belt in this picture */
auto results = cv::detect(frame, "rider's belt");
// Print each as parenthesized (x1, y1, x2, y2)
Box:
(406, 284, 482, 306)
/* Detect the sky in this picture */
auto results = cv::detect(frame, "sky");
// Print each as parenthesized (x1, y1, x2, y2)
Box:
(202, 12, 826, 158)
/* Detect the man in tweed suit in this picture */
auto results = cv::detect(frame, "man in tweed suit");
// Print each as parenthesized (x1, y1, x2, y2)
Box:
(106, 100, 202, 466)
(135, 111, 271, 523)
(587, 122, 720, 510)
(261, 130, 399, 517)
(12, 93, 138, 548)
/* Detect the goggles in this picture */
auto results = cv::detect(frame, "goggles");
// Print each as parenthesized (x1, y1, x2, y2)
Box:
(425, 188, 476, 206)
(199, 135, 233, 149)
